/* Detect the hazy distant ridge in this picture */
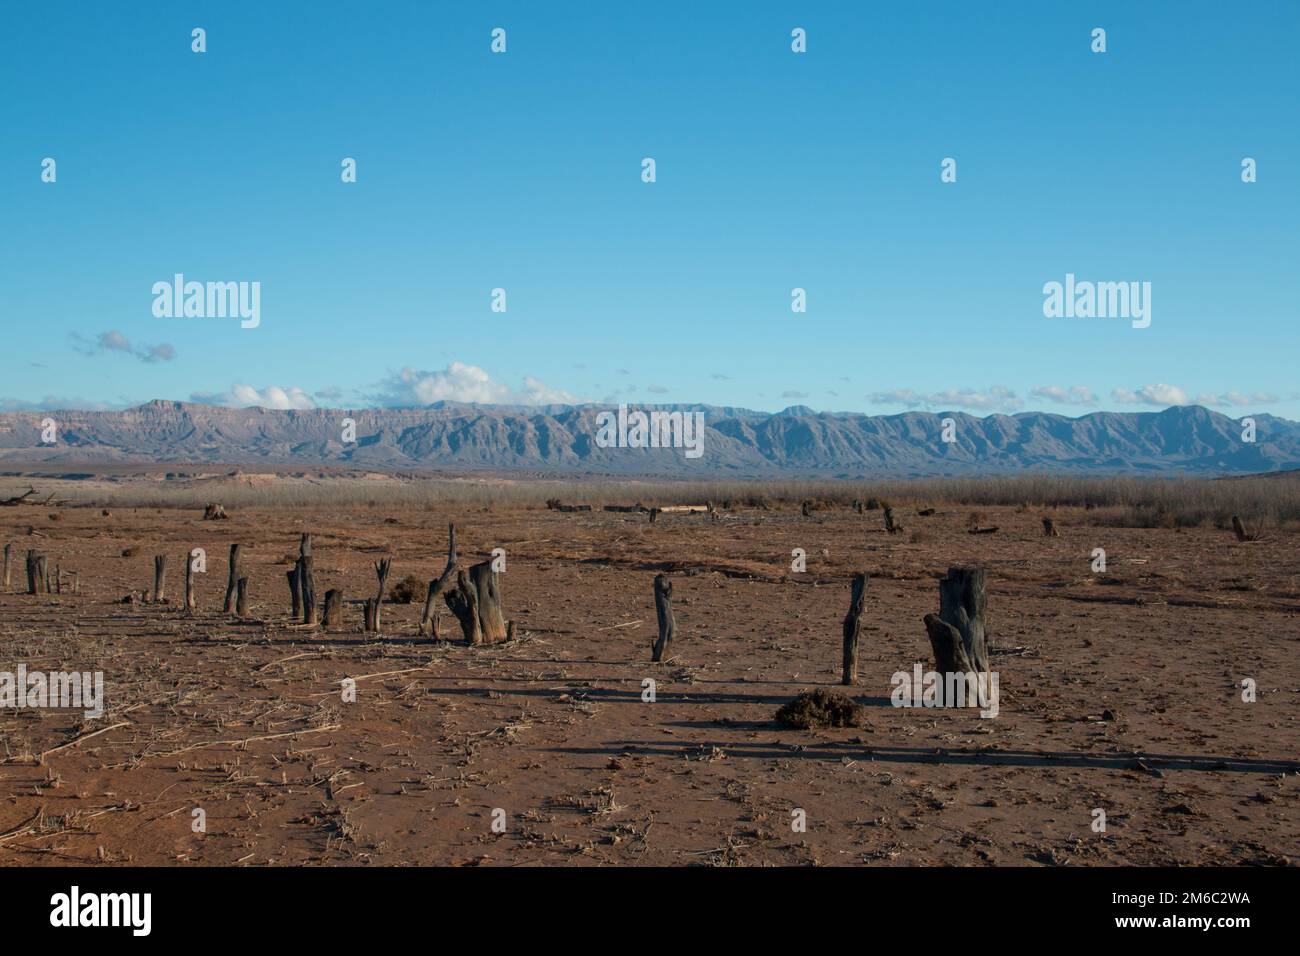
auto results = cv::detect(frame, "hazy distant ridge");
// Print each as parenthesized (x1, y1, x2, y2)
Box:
(0, 400, 1295, 477)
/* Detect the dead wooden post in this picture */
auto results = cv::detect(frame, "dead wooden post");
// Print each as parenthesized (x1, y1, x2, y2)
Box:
(53, 563, 62, 595)
(364, 597, 379, 633)
(923, 615, 977, 706)
(649, 507, 661, 524)
(883, 507, 903, 535)
(299, 554, 317, 625)
(419, 523, 458, 638)
(1042, 517, 1059, 537)
(651, 574, 676, 662)
(323, 588, 343, 627)
(296, 534, 316, 625)
(184, 550, 196, 611)
(235, 577, 250, 617)
(3, 542, 11, 589)
(286, 566, 302, 619)
(153, 555, 167, 603)
(444, 570, 482, 644)
(224, 544, 241, 613)
(841, 572, 868, 685)
(26, 550, 47, 595)
(373, 558, 391, 633)
(468, 560, 507, 643)
(935, 566, 990, 674)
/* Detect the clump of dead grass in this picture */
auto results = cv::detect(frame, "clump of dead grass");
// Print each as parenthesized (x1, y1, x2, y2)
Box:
(775, 689, 864, 729)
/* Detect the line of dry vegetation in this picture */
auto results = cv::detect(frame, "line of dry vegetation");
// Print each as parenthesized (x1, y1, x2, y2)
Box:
(5, 472, 1298, 530)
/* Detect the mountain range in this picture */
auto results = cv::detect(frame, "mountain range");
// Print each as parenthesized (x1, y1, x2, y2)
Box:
(0, 400, 1295, 478)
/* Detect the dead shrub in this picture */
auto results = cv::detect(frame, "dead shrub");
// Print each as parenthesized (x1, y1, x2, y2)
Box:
(775, 689, 864, 729)
(389, 574, 426, 604)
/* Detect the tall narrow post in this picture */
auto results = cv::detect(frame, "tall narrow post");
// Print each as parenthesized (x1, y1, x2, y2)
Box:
(841, 572, 868, 685)
(224, 544, 241, 613)
(651, 574, 676, 662)
(153, 555, 167, 603)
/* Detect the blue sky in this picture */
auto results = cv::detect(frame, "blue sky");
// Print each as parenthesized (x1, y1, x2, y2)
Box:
(2, 1, 1297, 417)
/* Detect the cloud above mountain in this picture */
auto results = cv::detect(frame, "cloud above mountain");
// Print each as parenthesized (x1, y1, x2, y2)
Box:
(72, 330, 175, 363)
(367, 363, 579, 407)
(869, 387, 1023, 413)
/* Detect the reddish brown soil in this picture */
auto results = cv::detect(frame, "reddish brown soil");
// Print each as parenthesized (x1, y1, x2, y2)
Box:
(2, 502, 1297, 866)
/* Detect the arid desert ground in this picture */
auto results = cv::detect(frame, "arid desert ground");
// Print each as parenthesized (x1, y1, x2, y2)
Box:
(1, 471, 1297, 866)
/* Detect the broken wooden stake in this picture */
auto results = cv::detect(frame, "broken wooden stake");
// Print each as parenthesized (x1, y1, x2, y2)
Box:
(224, 544, 241, 613)
(419, 523, 458, 638)
(153, 555, 167, 603)
(236, 577, 250, 617)
(444, 569, 482, 644)
(26, 550, 47, 595)
(469, 560, 508, 643)
(287, 566, 302, 619)
(373, 558, 391, 633)
(842, 572, 868, 685)
(323, 588, 343, 627)
(651, 574, 676, 662)
(184, 550, 197, 611)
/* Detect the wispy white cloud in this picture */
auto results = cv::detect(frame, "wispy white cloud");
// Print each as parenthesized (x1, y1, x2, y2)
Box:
(192, 384, 317, 410)
(869, 386, 1023, 413)
(368, 362, 579, 407)
(72, 330, 175, 363)
(1111, 383, 1191, 406)
(1031, 385, 1097, 405)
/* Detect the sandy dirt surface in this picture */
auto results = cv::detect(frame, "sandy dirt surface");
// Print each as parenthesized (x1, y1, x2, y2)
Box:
(1, 499, 1297, 866)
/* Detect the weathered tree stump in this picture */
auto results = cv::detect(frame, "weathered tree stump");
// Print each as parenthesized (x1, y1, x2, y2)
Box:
(153, 555, 167, 603)
(26, 550, 47, 595)
(444, 570, 482, 644)
(801, 500, 812, 517)
(1042, 517, 1059, 537)
(648, 507, 661, 524)
(53, 563, 62, 595)
(286, 566, 302, 619)
(203, 502, 229, 520)
(1230, 515, 1259, 542)
(323, 588, 343, 627)
(184, 550, 197, 611)
(299, 556, 316, 625)
(3, 542, 12, 589)
(419, 523, 458, 638)
(936, 566, 990, 674)
(883, 507, 903, 535)
(236, 577, 250, 617)
(842, 572, 868, 685)
(651, 574, 676, 662)
(373, 558, 391, 633)
(922, 614, 978, 706)
(364, 597, 379, 633)
(294, 534, 317, 625)
(224, 544, 241, 613)
(469, 560, 508, 643)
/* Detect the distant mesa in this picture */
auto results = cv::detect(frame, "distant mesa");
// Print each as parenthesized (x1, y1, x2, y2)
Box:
(0, 400, 1294, 477)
